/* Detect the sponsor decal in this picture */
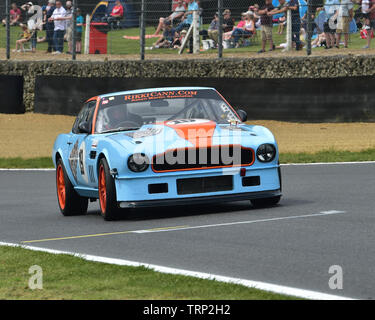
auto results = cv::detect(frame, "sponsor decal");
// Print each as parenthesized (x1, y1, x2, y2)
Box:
(91, 139, 98, 149)
(220, 103, 238, 122)
(124, 90, 198, 102)
(125, 127, 163, 139)
(68, 140, 79, 182)
(166, 119, 210, 126)
(68, 140, 88, 183)
(78, 141, 89, 184)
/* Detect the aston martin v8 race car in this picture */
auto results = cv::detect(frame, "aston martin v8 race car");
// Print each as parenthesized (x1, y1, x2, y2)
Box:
(53, 87, 282, 220)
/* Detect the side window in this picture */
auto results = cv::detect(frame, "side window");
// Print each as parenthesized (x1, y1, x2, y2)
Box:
(72, 105, 89, 134)
(86, 101, 97, 126)
(72, 101, 97, 134)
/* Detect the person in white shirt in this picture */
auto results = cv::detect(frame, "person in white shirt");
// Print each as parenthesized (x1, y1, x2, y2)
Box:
(48, 0, 66, 54)
(335, 0, 354, 48)
(64, 1, 74, 54)
(154, 0, 186, 35)
(361, 0, 371, 32)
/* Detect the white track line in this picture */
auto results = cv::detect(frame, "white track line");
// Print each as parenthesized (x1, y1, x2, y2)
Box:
(22, 211, 346, 243)
(134, 211, 346, 234)
(0, 241, 354, 300)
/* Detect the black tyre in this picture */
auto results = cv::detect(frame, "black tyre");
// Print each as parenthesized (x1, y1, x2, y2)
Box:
(251, 196, 281, 208)
(56, 158, 88, 216)
(98, 157, 120, 221)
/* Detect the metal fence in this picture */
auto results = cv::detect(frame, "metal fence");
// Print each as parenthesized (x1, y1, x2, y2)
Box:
(1, 0, 365, 60)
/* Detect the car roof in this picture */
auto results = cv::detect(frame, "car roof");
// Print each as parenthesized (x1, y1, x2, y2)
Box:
(99, 87, 216, 99)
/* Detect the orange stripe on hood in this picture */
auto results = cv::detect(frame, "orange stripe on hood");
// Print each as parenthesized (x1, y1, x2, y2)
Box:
(164, 120, 217, 148)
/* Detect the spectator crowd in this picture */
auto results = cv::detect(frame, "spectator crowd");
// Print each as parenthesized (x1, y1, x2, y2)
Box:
(2, 0, 375, 55)
(143, 0, 373, 53)
(3, 1, 84, 54)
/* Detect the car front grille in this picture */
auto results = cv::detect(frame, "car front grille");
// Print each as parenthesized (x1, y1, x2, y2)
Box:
(176, 175, 234, 195)
(152, 145, 254, 173)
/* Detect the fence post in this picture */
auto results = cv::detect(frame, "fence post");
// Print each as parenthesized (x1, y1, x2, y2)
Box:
(284, 9, 292, 51)
(84, 14, 90, 54)
(5, 0, 10, 59)
(306, 0, 312, 55)
(218, 0, 223, 59)
(72, 0, 77, 60)
(140, 0, 145, 60)
(193, 11, 199, 54)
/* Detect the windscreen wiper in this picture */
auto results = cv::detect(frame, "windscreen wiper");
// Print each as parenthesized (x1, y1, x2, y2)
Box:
(101, 127, 140, 134)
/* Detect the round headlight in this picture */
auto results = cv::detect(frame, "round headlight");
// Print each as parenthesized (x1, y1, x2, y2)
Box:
(256, 144, 276, 162)
(127, 153, 149, 172)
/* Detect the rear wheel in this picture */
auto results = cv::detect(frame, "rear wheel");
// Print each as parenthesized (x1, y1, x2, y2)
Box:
(251, 196, 281, 208)
(98, 158, 120, 221)
(56, 158, 88, 216)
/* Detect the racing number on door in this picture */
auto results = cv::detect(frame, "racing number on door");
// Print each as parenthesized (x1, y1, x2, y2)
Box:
(79, 148, 85, 175)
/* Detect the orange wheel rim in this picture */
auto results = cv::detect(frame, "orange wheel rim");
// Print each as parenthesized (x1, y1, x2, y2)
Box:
(56, 165, 66, 210)
(99, 165, 107, 214)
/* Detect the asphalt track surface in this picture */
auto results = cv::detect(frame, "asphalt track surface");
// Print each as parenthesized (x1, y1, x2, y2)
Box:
(1, 163, 374, 299)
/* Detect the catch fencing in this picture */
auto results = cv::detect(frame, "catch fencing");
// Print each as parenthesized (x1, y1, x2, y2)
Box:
(1, 0, 363, 60)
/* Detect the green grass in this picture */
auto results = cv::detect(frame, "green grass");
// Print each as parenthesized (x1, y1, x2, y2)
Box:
(280, 148, 375, 163)
(0, 157, 53, 168)
(0, 22, 370, 56)
(0, 149, 374, 168)
(0, 245, 293, 300)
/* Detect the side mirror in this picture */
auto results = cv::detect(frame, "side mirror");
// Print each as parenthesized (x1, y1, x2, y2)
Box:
(237, 110, 247, 122)
(78, 121, 91, 134)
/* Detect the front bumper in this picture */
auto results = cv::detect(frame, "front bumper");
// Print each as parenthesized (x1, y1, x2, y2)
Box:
(119, 189, 281, 208)
(115, 165, 281, 208)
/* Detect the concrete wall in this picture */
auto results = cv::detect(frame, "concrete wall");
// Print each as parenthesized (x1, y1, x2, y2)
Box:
(0, 75, 24, 114)
(34, 75, 375, 122)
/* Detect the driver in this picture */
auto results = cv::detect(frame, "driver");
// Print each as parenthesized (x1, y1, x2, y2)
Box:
(107, 105, 143, 130)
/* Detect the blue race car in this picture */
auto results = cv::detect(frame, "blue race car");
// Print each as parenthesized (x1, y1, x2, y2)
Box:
(53, 87, 281, 221)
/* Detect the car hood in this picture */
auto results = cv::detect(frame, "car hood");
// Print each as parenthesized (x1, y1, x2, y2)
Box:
(105, 120, 274, 155)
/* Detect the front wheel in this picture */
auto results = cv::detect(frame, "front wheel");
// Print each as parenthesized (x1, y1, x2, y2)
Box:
(98, 158, 120, 221)
(56, 159, 88, 216)
(251, 196, 281, 208)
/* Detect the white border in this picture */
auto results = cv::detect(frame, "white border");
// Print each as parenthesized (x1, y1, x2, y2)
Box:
(0, 161, 374, 171)
(0, 241, 354, 300)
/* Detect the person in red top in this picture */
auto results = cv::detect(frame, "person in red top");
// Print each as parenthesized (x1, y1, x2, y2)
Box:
(364, 0, 375, 48)
(111, 1, 124, 18)
(2, 3, 22, 26)
(102, 0, 124, 29)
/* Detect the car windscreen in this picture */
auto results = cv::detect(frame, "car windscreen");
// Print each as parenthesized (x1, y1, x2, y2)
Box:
(95, 89, 240, 134)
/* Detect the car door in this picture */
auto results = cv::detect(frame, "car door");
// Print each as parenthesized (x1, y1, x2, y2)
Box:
(67, 100, 97, 188)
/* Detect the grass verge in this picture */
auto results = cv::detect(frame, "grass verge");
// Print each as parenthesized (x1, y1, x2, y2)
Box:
(0, 149, 374, 168)
(279, 148, 375, 164)
(0, 157, 53, 168)
(0, 245, 293, 300)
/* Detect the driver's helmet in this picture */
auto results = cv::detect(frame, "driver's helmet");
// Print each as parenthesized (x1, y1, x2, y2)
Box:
(107, 105, 127, 127)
